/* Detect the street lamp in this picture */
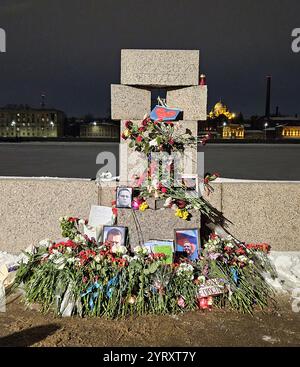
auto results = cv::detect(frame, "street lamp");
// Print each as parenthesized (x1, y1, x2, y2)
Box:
(264, 122, 268, 141)
(11, 120, 18, 140)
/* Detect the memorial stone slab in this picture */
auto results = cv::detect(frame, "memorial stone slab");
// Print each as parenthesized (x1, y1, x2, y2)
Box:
(121, 49, 200, 87)
(167, 85, 208, 120)
(117, 207, 201, 249)
(111, 84, 151, 120)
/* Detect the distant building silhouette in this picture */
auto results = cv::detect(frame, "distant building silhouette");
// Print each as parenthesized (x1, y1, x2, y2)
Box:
(0, 104, 65, 138)
(80, 119, 119, 139)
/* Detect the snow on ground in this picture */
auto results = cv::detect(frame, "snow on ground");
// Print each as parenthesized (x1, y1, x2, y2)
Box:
(1, 250, 300, 294)
(0, 251, 20, 269)
(265, 251, 300, 293)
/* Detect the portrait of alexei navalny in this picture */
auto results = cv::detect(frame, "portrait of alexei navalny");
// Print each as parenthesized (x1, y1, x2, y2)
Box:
(175, 228, 200, 261)
(116, 187, 133, 208)
(102, 226, 127, 247)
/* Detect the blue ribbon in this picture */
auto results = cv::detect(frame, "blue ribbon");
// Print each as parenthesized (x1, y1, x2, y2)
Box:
(81, 282, 102, 310)
(106, 275, 119, 299)
(231, 268, 239, 284)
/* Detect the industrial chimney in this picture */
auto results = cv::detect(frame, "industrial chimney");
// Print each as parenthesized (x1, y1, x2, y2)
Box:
(265, 76, 271, 118)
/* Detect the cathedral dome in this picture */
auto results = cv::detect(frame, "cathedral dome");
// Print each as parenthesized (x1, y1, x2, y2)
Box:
(214, 102, 224, 110)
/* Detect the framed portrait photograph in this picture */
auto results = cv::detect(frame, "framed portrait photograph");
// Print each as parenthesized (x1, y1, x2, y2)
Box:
(174, 228, 200, 261)
(102, 226, 127, 247)
(116, 186, 133, 208)
(181, 174, 199, 198)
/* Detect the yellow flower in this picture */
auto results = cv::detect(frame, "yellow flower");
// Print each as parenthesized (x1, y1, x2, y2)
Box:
(139, 202, 149, 211)
(175, 208, 183, 218)
(182, 210, 189, 220)
(123, 129, 131, 138)
(175, 208, 189, 220)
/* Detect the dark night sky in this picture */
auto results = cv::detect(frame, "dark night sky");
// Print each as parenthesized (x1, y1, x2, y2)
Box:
(0, 0, 299, 118)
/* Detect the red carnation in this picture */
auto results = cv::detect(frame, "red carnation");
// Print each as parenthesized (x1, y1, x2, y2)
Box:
(136, 136, 143, 143)
(125, 120, 133, 128)
(138, 126, 146, 132)
(236, 247, 245, 255)
(176, 199, 186, 209)
(142, 118, 150, 126)
(161, 187, 167, 193)
(68, 217, 78, 223)
(168, 138, 175, 145)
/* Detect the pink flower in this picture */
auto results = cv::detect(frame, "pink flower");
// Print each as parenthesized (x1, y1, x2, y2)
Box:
(177, 296, 185, 308)
(136, 136, 143, 143)
(161, 187, 167, 194)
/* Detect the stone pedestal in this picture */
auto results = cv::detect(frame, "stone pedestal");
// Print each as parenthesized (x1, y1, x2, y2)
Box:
(111, 49, 207, 185)
(117, 208, 201, 249)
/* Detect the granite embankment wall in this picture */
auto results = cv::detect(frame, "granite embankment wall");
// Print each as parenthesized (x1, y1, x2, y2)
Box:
(0, 178, 299, 253)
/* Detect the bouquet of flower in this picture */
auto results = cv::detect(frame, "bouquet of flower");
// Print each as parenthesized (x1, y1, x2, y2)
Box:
(12, 218, 276, 317)
(121, 117, 201, 155)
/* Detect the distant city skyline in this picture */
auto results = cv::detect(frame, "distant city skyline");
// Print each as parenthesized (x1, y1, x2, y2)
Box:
(0, 0, 300, 118)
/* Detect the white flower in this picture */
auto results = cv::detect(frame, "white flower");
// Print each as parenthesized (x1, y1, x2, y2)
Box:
(142, 247, 149, 255)
(94, 255, 101, 263)
(53, 256, 65, 269)
(38, 239, 53, 248)
(164, 197, 173, 207)
(111, 244, 127, 254)
(67, 257, 75, 264)
(198, 275, 206, 283)
(176, 262, 194, 276)
(133, 245, 142, 253)
(133, 245, 147, 255)
(66, 247, 72, 253)
(78, 219, 86, 225)
(122, 254, 131, 261)
(238, 255, 248, 263)
(151, 178, 159, 189)
(149, 139, 158, 147)
(225, 242, 234, 249)
(119, 246, 128, 254)
(74, 234, 86, 244)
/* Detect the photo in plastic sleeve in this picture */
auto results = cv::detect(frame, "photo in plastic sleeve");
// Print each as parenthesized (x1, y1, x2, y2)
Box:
(174, 228, 200, 261)
(102, 226, 127, 247)
(116, 187, 133, 208)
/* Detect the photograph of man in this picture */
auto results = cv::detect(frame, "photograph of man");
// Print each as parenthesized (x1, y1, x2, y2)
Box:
(103, 226, 127, 247)
(175, 229, 200, 261)
(116, 187, 132, 208)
